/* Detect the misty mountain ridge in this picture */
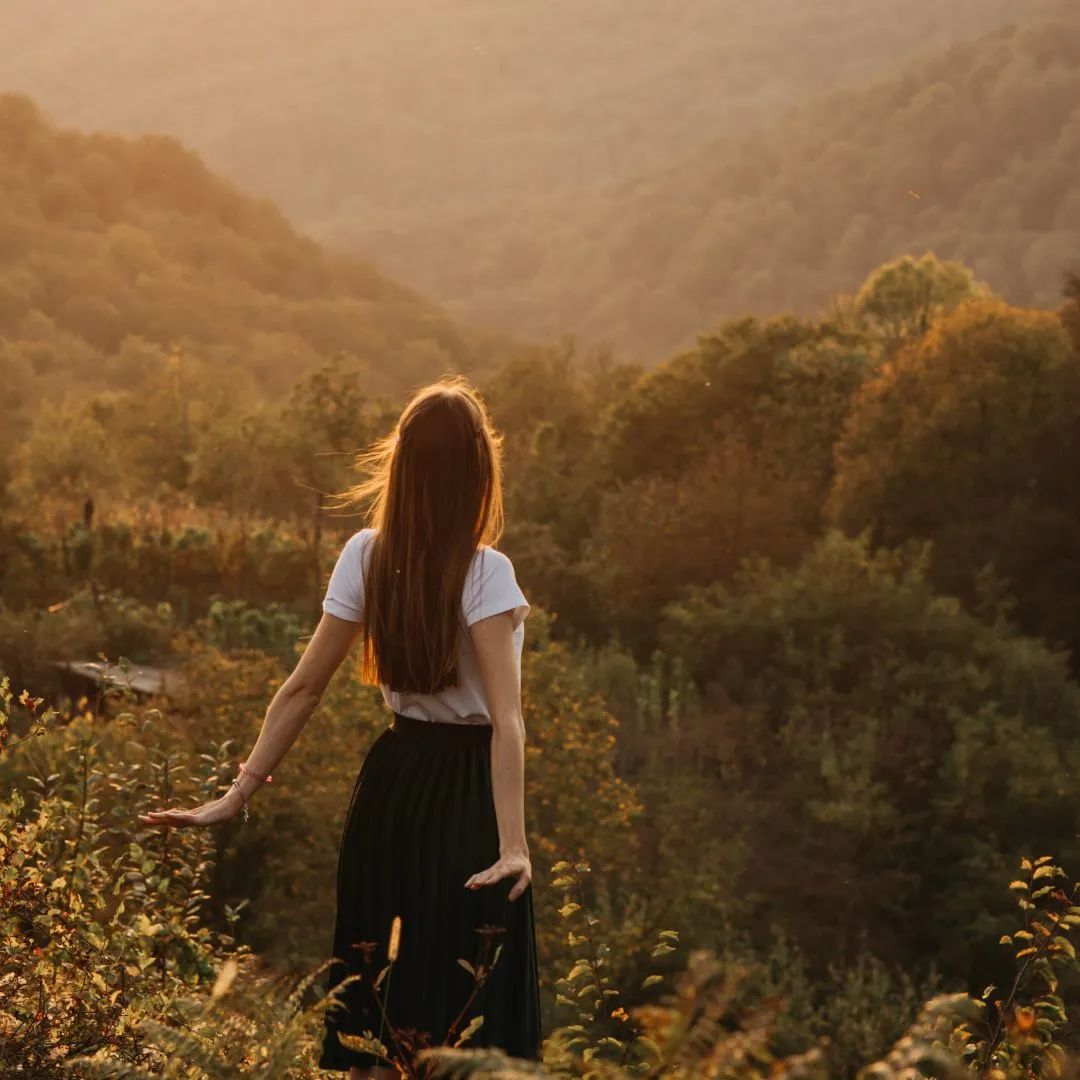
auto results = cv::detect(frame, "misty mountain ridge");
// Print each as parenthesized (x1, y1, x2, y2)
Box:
(0, 0, 1038, 357)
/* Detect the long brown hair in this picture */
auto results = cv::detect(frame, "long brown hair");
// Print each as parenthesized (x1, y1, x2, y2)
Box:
(328, 375, 506, 693)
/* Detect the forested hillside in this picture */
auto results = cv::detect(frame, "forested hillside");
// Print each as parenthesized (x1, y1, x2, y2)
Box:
(398, 9, 1080, 356)
(0, 93, 498, 457)
(1, 0, 1028, 355)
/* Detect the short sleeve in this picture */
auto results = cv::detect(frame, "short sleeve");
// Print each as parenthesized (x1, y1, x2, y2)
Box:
(463, 547, 530, 630)
(322, 529, 372, 623)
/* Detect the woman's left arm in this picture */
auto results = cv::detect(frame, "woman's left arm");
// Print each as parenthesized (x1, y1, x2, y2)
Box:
(138, 612, 363, 830)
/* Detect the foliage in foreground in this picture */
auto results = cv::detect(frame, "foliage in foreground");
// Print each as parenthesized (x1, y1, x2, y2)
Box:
(0, 678, 232, 1074)
(53, 855, 1080, 1080)
(6, 664, 1080, 1080)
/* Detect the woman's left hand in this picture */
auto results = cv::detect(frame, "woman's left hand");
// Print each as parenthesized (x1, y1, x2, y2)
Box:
(138, 787, 245, 830)
(465, 850, 532, 901)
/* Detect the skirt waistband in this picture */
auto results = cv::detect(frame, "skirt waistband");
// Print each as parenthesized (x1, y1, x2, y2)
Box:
(390, 710, 493, 745)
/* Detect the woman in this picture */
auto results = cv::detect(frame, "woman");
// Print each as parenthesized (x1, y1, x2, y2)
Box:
(139, 376, 542, 1077)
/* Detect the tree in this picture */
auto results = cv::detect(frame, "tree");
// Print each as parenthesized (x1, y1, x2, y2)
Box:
(483, 344, 639, 642)
(12, 399, 120, 507)
(187, 406, 302, 523)
(659, 530, 1080, 980)
(279, 358, 388, 618)
(828, 298, 1080, 665)
(853, 253, 989, 353)
(585, 317, 872, 657)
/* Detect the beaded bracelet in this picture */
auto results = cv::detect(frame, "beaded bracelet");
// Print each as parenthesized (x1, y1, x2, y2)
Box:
(239, 761, 273, 785)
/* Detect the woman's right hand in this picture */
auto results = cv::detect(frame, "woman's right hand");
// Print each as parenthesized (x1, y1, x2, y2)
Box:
(465, 849, 532, 901)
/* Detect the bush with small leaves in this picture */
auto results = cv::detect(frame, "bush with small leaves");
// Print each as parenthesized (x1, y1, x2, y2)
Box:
(0, 679, 235, 1077)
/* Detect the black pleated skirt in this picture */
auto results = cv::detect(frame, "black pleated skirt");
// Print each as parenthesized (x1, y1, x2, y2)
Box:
(319, 711, 543, 1072)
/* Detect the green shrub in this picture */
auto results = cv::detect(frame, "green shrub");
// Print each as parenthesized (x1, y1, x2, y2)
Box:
(0, 677, 233, 1077)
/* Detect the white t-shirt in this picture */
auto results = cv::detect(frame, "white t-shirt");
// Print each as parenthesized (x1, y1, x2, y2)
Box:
(321, 528, 530, 725)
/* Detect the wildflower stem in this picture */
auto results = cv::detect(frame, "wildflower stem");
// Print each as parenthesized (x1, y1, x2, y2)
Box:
(985, 868, 1078, 1064)
(444, 931, 496, 1048)
(362, 952, 416, 1080)
(572, 868, 609, 1014)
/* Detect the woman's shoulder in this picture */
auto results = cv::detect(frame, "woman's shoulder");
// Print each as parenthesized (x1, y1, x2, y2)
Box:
(471, 543, 514, 569)
(346, 526, 376, 547)
(336, 527, 376, 563)
(467, 545, 523, 592)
